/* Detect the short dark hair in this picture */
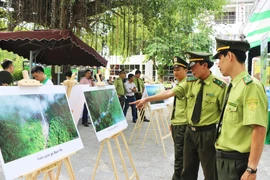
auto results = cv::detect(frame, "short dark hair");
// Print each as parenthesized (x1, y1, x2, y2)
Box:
(65, 71, 72, 77)
(84, 69, 91, 74)
(31, 66, 44, 74)
(128, 74, 134, 79)
(198, 60, 214, 69)
(1, 59, 13, 69)
(119, 69, 126, 74)
(135, 70, 141, 75)
(219, 50, 246, 64)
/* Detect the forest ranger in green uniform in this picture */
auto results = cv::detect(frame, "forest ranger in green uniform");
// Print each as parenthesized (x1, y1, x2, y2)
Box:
(134, 70, 150, 122)
(114, 69, 126, 109)
(214, 37, 268, 180)
(170, 56, 188, 180)
(131, 52, 226, 180)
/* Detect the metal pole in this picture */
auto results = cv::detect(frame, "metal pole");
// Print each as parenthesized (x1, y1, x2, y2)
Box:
(57, 73, 60, 85)
(29, 51, 33, 78)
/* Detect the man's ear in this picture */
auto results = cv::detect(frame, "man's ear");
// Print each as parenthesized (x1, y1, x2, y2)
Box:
(227, 51, 234, 61)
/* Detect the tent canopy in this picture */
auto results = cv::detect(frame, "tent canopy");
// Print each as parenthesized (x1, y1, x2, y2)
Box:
(0, 30, 107, 67)
(243, 0, 270, 48)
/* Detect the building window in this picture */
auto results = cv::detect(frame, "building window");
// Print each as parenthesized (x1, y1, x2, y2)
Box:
(215, 12, 236, 24)
(162, 66, 174, 82)
(142, 65, 145, 75)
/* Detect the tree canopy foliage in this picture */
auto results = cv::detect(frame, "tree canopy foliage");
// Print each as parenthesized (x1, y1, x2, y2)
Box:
(0, 0, 227, 77)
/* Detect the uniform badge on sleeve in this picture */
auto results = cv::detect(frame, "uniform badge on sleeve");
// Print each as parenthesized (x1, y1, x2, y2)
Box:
(247, 98, 258, 111)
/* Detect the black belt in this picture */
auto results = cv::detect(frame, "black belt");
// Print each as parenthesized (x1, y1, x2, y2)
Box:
(216, 150, 249, 160)
(188, 124, 216, 132)
(126, 95, 134, 97)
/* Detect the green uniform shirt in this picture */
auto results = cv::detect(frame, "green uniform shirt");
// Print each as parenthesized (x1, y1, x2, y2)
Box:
(216, 71, 268, 153)
(172, 73, 226, 126)
(171, 78, 188, 126)
(114, 77, 125, 96)
(134, 77, 144, 93)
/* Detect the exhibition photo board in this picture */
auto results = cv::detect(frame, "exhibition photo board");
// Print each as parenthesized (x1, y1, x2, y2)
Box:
(0, 86, 84, 180)
(145, 84, 166, 110)
(66, 84, 88, 125)
(82, 86, 128, 141)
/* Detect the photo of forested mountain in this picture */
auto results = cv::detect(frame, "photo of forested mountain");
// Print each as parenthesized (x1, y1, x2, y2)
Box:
(0, 93, 79, 164)
(84, 89, 125, 132)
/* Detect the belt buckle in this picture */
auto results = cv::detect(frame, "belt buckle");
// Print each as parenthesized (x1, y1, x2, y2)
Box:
(191, 126, 196, 131)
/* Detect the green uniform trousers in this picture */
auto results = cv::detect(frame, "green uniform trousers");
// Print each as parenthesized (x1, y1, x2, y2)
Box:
(171, 125, 187, 180)
(118, 95, 125, 109)
(216, 155, 248, 180)
(182, 126, 217, 180)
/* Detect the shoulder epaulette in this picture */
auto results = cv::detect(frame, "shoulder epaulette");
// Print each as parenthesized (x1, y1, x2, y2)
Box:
(186, 77, 197, 82)
(243, 75, 253, 85)
(213, 78, 226, 88)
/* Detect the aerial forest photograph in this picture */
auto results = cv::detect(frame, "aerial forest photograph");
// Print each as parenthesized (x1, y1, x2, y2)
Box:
(145, 85, 165, 105)
(0, 93, 79, 164)
(84, 88, 125, 132)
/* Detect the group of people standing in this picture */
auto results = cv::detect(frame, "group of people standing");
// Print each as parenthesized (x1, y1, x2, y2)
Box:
(114, 69, 149, 123)
(131, 37, 268, 180)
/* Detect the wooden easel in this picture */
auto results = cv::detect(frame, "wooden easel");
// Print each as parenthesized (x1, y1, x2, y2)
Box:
(128, 105, 148, 144)
(92, 75, 139, 180)
(92, 131, 139, 180)
(23, 153, 76, 180)
(141, 107, 172, 157)
(18, 70, 77, 180)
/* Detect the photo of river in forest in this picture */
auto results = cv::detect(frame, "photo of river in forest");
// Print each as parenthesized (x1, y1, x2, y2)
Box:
(0, 93, 79, 164)
(84, 88, 126, 132)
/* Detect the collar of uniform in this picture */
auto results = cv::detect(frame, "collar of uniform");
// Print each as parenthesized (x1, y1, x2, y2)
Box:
(179, 77, 186, 84)
(197, 73, 213, 86)
(230, 71, 249, 89)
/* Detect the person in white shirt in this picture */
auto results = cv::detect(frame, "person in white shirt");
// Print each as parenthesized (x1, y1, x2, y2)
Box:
(31, 66, 54, 85)
(123, 74, 138, 123)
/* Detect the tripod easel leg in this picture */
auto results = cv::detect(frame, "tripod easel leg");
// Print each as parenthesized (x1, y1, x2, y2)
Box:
(92, 140, 105, 180)
(120, 132, 139, 180)
(129, 109, 143, 144)
(63, 157, 75, 180)
(106, 139, 119, 180)
(152, 111, 158, 143)
(55, 161, 63, 180)
(155, 110, 167, 157)
(114, 135, 129, 179)
(135, 109, 145, 139)
(141, 114, 153, 148)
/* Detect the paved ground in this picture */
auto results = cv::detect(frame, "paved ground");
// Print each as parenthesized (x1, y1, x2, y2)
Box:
(1, 109, 270, 180)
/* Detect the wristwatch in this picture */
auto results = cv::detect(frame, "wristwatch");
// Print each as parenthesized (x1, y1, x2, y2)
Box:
(246, 166, 257, 174)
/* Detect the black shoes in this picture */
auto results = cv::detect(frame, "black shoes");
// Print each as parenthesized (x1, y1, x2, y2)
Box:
(133, 120, 137, 123)
(83, 123, 89, 127)
(144, 119, 150, 122)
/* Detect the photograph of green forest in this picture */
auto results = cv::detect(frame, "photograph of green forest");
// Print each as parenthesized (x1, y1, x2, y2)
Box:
(84, 88, 125, 132)
(0, 93, 79, 164)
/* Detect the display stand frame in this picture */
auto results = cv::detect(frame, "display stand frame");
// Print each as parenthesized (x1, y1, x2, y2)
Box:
(91, 131, 139, 180)
(141, 107, 172, 157)
(91, 76, 139, 180)
(128, 105, 148, 144)
(17, 70, 77, 180)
